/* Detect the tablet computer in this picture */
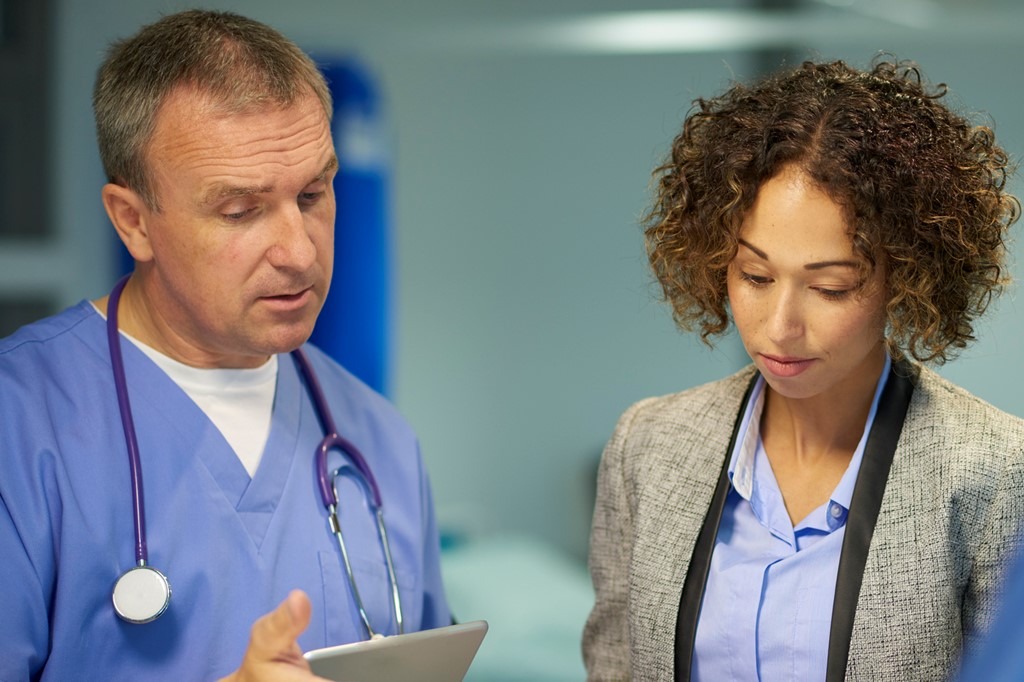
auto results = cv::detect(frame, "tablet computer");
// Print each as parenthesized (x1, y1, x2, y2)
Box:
(303, 620, 488, 682)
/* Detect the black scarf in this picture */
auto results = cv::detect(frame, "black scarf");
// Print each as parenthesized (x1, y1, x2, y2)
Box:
(674, 360, 916, 681)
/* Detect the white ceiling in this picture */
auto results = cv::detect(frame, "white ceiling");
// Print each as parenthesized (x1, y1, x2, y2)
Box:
(264, 0, 1024, 56)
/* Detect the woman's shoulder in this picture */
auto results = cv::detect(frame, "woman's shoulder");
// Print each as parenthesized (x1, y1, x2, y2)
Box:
(899, 363, 1024, 490)
(909, 364, 1024, 441)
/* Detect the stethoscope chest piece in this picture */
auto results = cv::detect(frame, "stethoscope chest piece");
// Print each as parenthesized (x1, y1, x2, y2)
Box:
(112, 565, 171, 624)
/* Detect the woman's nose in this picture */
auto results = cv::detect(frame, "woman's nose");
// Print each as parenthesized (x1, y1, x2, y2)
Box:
(765, 288, 804, 343)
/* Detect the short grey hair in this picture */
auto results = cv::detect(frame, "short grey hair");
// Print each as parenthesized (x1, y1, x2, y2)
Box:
(93, 9, 333, 210)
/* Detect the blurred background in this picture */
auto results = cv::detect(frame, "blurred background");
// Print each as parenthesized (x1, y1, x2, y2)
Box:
(4, 0, 1023, 678)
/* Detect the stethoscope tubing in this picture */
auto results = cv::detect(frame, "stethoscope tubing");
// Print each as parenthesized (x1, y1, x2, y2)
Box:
(294, 347, 404, 636)
(292, 348, 383, 509)
(108, 275, 149, 567)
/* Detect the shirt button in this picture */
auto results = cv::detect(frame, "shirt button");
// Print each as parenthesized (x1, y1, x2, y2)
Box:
(830, 504, 843, 518)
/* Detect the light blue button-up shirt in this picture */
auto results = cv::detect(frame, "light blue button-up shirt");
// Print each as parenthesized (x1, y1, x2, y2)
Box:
(692, 355, 890, 681)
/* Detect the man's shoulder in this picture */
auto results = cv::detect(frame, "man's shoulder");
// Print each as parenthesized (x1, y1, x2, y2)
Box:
(289, 342, 415, 438)
(0, 301, 97, 359)
(0, 303, 103, 460)
(292, 343, 385, 398)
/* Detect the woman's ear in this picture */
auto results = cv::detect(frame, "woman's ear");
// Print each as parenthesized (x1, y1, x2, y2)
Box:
(102, 183, 154, 262)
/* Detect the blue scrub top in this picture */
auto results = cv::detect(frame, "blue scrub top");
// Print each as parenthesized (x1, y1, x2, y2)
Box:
(0, 302, 450, 680)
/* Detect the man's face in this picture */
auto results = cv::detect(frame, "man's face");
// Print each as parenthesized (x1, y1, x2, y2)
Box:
(131, 88, 337, 368)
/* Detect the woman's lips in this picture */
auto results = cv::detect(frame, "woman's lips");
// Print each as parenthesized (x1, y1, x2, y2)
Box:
(760, 354, 815, 378)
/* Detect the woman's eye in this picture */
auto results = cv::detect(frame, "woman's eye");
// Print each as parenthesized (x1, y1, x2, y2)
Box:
(740, 272, 771, 287)
(815, 287, 852, 301)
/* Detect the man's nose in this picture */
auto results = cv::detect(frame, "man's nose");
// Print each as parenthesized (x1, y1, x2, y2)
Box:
(266, 204, 317, 271)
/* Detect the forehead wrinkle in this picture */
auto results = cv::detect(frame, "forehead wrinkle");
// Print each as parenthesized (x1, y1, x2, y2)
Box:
(152, 91, 331, 165)
(199, 152, 335, 208)
(149, 92, 334, 212)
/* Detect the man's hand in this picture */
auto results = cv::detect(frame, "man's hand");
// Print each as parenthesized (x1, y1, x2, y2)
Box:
(219, 590, 329, 682)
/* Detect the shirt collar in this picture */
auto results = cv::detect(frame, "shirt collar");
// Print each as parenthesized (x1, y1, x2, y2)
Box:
(728, 376, 766, 501)
(728, 354, 892, 518)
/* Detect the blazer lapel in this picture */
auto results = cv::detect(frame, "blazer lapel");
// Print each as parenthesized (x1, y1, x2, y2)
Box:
(826, 360, 916, 681)
(674, 375, 757, 682)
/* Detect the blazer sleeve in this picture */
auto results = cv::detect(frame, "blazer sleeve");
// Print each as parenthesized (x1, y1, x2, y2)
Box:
(962, 431, 1024, 651)
(583, 399, 649, 680)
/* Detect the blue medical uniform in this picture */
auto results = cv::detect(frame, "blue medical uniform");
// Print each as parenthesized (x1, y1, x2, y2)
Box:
(0, 302, 450, 680)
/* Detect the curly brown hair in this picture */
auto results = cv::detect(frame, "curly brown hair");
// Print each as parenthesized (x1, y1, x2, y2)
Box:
(645, 57, 1019, 363)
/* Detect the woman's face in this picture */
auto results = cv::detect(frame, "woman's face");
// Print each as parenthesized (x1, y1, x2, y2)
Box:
(727, 165, 888, 403)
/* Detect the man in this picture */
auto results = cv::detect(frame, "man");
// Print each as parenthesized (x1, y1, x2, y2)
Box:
(0, 10, 450, 680)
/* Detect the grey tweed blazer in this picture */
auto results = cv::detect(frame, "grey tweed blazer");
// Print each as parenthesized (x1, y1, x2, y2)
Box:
(583, 364, 1024, 681)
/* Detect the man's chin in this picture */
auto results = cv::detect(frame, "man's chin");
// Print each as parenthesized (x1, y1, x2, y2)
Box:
(262, 324, 317, 356)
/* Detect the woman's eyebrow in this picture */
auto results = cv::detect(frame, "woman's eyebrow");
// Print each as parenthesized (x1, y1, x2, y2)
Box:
(737, 238, 768, 260)
(737, 238, 859, 270)
(804, 259, 859, 271)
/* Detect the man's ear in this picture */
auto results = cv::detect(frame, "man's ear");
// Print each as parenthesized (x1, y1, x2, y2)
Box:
(102, 183, 154, 262)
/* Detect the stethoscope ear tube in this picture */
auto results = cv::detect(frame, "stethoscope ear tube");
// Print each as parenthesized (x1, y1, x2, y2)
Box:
(374, 506, 404, 636)
(328, 470, 404, 638)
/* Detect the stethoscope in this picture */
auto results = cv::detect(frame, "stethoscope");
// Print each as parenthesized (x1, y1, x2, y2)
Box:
(107, 275, 403, 638)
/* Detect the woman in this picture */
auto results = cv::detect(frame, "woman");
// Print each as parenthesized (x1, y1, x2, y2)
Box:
(583, 58, 1024, 681)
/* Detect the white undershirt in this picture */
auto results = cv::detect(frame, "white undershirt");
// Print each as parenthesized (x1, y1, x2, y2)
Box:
(94, 304, 277, 477)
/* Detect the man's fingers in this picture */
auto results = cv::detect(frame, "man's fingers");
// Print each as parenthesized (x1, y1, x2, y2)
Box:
(284, 590, 312, 636)
(250, 590, 311, 662)
(218, 591, 318, 682)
